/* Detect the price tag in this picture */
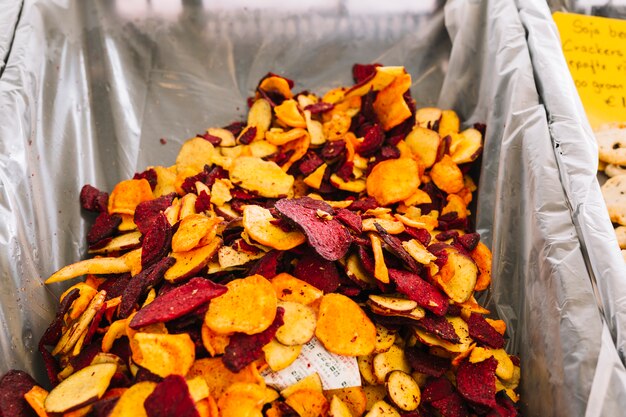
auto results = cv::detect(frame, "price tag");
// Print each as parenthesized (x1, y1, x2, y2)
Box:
(554, 12, 626, 128)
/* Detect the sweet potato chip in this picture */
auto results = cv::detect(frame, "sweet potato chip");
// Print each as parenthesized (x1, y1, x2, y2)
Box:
(366, 158, 420, 206)
(108, 179, 153, 216)
(205, 274, 277, 335)
(274, 197, 352, 261)
(431, 245, 478, 304)
(131, 332, 196, 378)
(229, 156, 294, 198)
(164, 238, 222, 283)
(274, 99, 306, 128)
(471, 242, 492, 292)
(325, 387, 367, 417)
(373, 73, 412, 131)
(243, 205, 305, 251)
(315, 293, 376, 356)
(270, 273, 324, 305)
(217, 383, 268, 417)
(187, 358, 261, 400)
(369, 234, 389, 284)
(430, 155, 464, 195)
(108, 381, 156, 417)
(171, 214, 217, 253)
(285, 389, 329, 417)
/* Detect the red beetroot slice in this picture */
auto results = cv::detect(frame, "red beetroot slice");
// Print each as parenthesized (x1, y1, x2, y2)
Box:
(91, 397, 120, 417)
(181, 165, 229, 195)
(416, 315, 460, 344)
(334, 208, 362, 233)
(457, 233, 480, 252)
(334, 159, 354, 182)
(321, 140, 346, 162)
(144, 374, 199, 417)
(133, 168, 158, 190)
(274, 197, 351, 261)
(405, 346, 450, 377)
(223, 121, 246, 137)
(141, 213, 172, 267)
(304, 102, 334, 114)
(80, 184, 109, 213)
(83, 303, 107, 347)
(388, 268, 448, 316)
(430, 392, 469, 417)
(352, 63, 381, 84)
(69, 342, 101, 372)
(39, 287, 80, 347)
(248, 250, 283, 279)
(0, 370, 38, 417)
(239, 126, 257, 145)
(195, 190, 211, 213)
(222, 307, 285, 373)
(293, 251, 341, 294)
(40, 346, 60, 386)
(347, 197, 378, 212)
(134, 193, 177, 235)
(119, 257, 176, 318)
(100, 273, 132, 301)
(198, 132, 222, 146)
(487, 396, 518, 417)
(466, 313, 505, 349)
(404, 227, 431, 246)
(456, 357, 498, 408)
(378, 145, 401, 161)
(129, 277, 227, 329)
(422, 376, 454, 403)
(374, 223, 421, 272)
(87, 212, 122, 246)
(358, 124, 385, 156)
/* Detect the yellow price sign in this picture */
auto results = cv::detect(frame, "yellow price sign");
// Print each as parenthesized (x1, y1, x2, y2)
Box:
(553, 12, 626, 129)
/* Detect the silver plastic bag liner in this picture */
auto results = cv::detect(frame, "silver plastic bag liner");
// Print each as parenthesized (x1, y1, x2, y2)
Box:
(0, 0, 22, 73)
(1, 0, 625, 415)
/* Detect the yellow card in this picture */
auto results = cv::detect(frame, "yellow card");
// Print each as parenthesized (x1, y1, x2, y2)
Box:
(553, 12, 626, 129)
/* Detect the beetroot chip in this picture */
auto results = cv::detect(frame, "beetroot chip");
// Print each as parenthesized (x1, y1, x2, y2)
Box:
(457, 233, 480, 252)
(70, 342, 101, 372)
(456, 357, 498, 408)
(134, 193, 177, 235)
(416, 315, 460, 344)
(293, 251, 341, 294)
(274, 197, 351, 261)
(0, 370, 38, 417)
(358, 123, 385, 156)
(100, 273, 132, 301)
(404, 227, 431, 246)
(119, 256, 176, 318)
(40, 287, 80, 347)
(422, 376, 454, 403)
(83, 303, 107, 346)
(144, 374, 199, 417)
(133, 168, 158, 190)
(334, 208, 362, 233)
(352, 63, 381, 84)
(129, 277, 227, 329)
(238, 126, 257, 145)
(304, 102, 334, 114)
(91, 397, 120, 417)
(487, 396, 518, 417)
(378, 145, 401, 161)
(405, 346, 450, 377)
(198, 132, 222, 146)
(195, 190, 212, 213)
(80, 184, 109, 213)
(321, 139, 346, 162)
(334, 159, 354, 182)
(181, 165, 228, 195)
(87, 211, 122, 246)
(388, 268, 448, 316)
(141, 213, 172, 267)
(466, 313, 505, 349)
(347, 197, 378, 212)
(435, 230, 459, 242)
(374, 223, 421, 272)
(40, 347, 60, 386)
(430, 392, 469, 417)
(248, 250, 283, 279)
(223, 307, 285, 372)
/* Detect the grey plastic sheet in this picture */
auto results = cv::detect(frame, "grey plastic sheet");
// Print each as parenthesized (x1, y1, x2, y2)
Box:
(1, 0, 625, 415)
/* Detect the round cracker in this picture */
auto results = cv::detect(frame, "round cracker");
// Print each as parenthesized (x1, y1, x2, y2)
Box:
(596, 125, 626, 165)
(616, 226, 626, 250)
(602, 175, 626, 226)
(605, 164, 626, 178)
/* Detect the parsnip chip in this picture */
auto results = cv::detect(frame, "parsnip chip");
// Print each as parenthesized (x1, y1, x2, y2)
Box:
(229, 156, 294, 198)
(217, 244, 265, 269)
(46, 256, 132, 283)
(404, 126, 440, 169)
(414, 107, 442, 129)
(366, 158, 420, 206)
(131, 332, 195, 378)
(187, 358, 262, 400)
(248, 98, 273, 140)
(275, 301, 317, 346)
(243, 205, 306, 250)
(270, 272, 324, 305)
(315, 293, 376, 356)
(108, 179, 154, 216)
(176, 137, 217, 174)
(325, 387, 367, 417)
(205, 274, 277, 335)
(431, 245, 478, 303)
(262, 338, 302, 372)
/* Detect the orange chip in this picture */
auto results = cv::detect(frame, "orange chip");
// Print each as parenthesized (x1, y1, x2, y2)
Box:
(373, 72, 412, 131)
(303, 163, 328, 189)
(274, 99, 307, 128)
(442, 194, 469, 219)
(265, 127, 308, 146)
(370, 233, 389, 284)
(188, 358, 263, 400)
(438, 109, 460, 138)
(201, 322, 231, 357)
(131, 332, 195, 377)
(108, 178, 154, 215)
(243, 205, 305, 251)
(23, 385, 48, 417)
(315, 293, 376, 356)
(270, 272, 324, 305)
(366, 158, 420, 206)
(324, 386, 367, 417)
(164, 238, 222, 283)
(259, 76, 293, 100)
(430, 155, 464, 194)
(109, 381, 157, 416)
(323, 113, 352, 140)
(171, 214, 219, 253)
(279, 133, 310, 172)
(284, 389, 329, 417)
(152, 165, 178, 198)
(204, 274, 277, 335)
(405, 126, 440, 169)
(471, 242, 492, 291)
(486, 318, 507, 336)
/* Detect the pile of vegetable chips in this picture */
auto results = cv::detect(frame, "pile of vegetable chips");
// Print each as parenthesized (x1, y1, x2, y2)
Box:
(0, 64, 520, 417)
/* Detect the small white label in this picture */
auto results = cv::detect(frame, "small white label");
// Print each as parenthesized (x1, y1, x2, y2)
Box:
(262, 337, 361, 390)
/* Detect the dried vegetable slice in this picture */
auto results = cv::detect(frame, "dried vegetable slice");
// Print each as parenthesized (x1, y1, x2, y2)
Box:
(10, 64, 519, 417)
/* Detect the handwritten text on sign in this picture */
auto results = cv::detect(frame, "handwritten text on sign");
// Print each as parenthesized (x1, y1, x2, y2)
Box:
(553, 12, 626, 128)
